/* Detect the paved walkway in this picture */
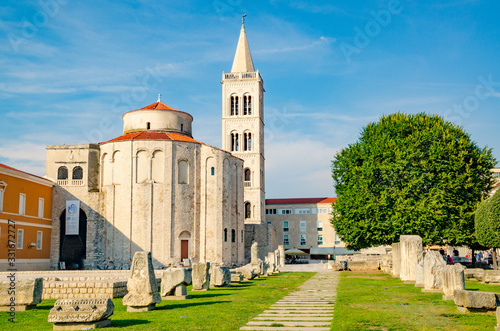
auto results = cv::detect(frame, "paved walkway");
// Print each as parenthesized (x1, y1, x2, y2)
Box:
(240, 271, 340, 331)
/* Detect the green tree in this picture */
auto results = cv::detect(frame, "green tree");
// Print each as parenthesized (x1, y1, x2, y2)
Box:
(475, 190, 500, 269)
(331, 112, 496, 250)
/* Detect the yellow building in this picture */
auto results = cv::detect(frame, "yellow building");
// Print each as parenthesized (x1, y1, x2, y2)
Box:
(0, 163, 54, 271)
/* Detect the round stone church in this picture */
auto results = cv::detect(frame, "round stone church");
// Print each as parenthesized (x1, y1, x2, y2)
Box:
(46, 97, 245, 269)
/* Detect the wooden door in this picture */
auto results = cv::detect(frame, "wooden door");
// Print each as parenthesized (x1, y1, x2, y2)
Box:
(181, 240, 189, 260)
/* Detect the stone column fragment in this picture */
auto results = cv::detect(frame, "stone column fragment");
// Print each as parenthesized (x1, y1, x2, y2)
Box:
(422, 250, 446, 292)
(442, 263, 466, 300)
(392, 243, 401, 278)
(399, 235, 423, 282)
(192, 262, 210, 291)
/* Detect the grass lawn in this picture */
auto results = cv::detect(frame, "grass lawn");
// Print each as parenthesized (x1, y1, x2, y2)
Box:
(332, 271, 498, 331)
(2, 272, 313, 330)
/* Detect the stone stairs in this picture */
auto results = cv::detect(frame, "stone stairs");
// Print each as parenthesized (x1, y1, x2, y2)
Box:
(240, 272, 340, 330)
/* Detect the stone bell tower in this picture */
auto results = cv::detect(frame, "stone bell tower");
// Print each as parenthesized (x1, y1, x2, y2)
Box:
(221, 17, 265, 225)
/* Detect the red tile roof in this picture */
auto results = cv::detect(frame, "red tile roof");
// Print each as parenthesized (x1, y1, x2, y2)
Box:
(101, 131, 199, 144)
(139, 101, 178, 111)
(265, 197, 336, 205)
(0, 163, 52, 183)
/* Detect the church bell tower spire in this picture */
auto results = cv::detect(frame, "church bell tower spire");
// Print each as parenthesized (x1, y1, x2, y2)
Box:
(222, 17, 265, 225)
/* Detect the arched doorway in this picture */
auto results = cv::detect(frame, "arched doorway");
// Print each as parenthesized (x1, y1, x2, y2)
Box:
(59, 209, 87, 269)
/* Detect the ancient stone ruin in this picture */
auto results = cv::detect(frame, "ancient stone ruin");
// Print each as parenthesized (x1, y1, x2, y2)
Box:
(0, 278, 43, 311)
(422, 250, 446, 292)
(160, 268, 192, 300)
(122, 251, 161, 312)
(210, 266, 231, 287)
(192, 262, 211, 291)
(442, 263, 466, 300)
(399, 235, 423, 283)
(48, 298, 114, 330)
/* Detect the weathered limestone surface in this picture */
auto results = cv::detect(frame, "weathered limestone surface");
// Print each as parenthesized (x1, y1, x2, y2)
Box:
(415, 262, 424, 287)
(274, 249, 280, 270)
(348, 261, 379, 271)
(0, 278, 42, 309)
(48, 298, 114, 328)
(380, 253, 392, 274)
(160, 268, 192, 296)
(278, 245, 285, 268)
(122, 252, 161, 310)
(464, 268, 485, 281)
(496, 307, 500, 331)
(231, 273, 243, 283)
(251, 242, 262, 263)
(442, 264, 466, 300)
(233, 266, 256, 280)
(454, 290, 499, 310)
(484, 271, 500, 284)
(392, 243, 401, 277)
(423, 250, 446, 292)
(267, 252, 276, 273)
(210, 266, 230, 287)
(192, 262, 210, 291)
(399, 235, 423, 282)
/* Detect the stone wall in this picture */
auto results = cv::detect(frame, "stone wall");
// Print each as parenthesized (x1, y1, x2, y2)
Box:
(244, 223, 278, 262)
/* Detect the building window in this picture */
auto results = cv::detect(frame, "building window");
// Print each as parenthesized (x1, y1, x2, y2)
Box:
(300, 234, 306, 246)
(281, 209, 292, 215)
(72, 166, 83, 180)
(243, 95, 252, 115)
(224, 228, 228, 242)
(300, 221, 306, 232)
(317, 234, 323, 245)
(147, 122, 151, 130)
(181, 124, 184, 132)
(335, 234, 341, 245)
(266, 209, 277, 215)
(267, 221, 271, 225)
(231, 229, 236, 243)
(244, 168, 251, 186)
(19, 193, 26, 215)
(241, 230, 243, 243)
(38, 198, 44, 219)
(17, 229, 24, 249)
(231, 133, 239, 152)
(211, 167, 215, 176)
(37, 231, 43, 250)
(317, 221, 323, 232)
(245, 202, 251, 219)
(0, 188, 4, 212)
(243, 132, 252, 151)
(296, 209, 311, 215)
(231, 95, 239, 116)
(283, 234, 289, 246)
(178, 160, 189, 184)
(283, 221, 289, 232)
(57, 166, 68, 180)
(318, 208, 328, 214)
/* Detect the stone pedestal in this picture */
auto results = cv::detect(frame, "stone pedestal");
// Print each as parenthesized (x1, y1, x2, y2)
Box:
(278, 245, 285, 268)
(0, 278, 43, 311)
(442, 264, 466, 300)
(392, 243, 401, 278)
(160, 267, 192, 300)
(422, 250, 446, 292)
(122, 251, 161, 312)
(48, 298, 114, 330)
(231, 273, 243, 283)
(399, 235, 423, 282)
(210, 266, 231, 287)
(192, 262, 210, 291)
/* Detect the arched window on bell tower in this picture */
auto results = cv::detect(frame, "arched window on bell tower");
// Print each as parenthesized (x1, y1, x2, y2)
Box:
(231, 95, 239, 116)
(243, 95, 252, 115)
(245, 202, 251, 219)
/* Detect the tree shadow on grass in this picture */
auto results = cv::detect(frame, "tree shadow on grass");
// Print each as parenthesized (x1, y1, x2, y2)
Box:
(156, 300, 230, 310)
(109, 319, 150, 327)
(34, 304, 55, 311)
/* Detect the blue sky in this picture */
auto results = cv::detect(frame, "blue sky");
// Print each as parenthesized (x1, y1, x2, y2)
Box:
(1, 0, 500, 198)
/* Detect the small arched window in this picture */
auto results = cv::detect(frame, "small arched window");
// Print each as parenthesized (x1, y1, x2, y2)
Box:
(244, 169, 251, 182)
(181, 124, 184, 132)
(224, 228, 228, 242)
(231, 229, 236, 243)
(231, 133, 239, 152)
(72, 166, 83, 180)
(211, 167, 215, 176)
(243, 95, 252, 115)
(147, 122, 151, 130)
(57, 166, 68, 180)
(245, 202, 251, 219)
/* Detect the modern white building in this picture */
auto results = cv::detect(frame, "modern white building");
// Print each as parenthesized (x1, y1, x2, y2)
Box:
(265, 198, 347, 258)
